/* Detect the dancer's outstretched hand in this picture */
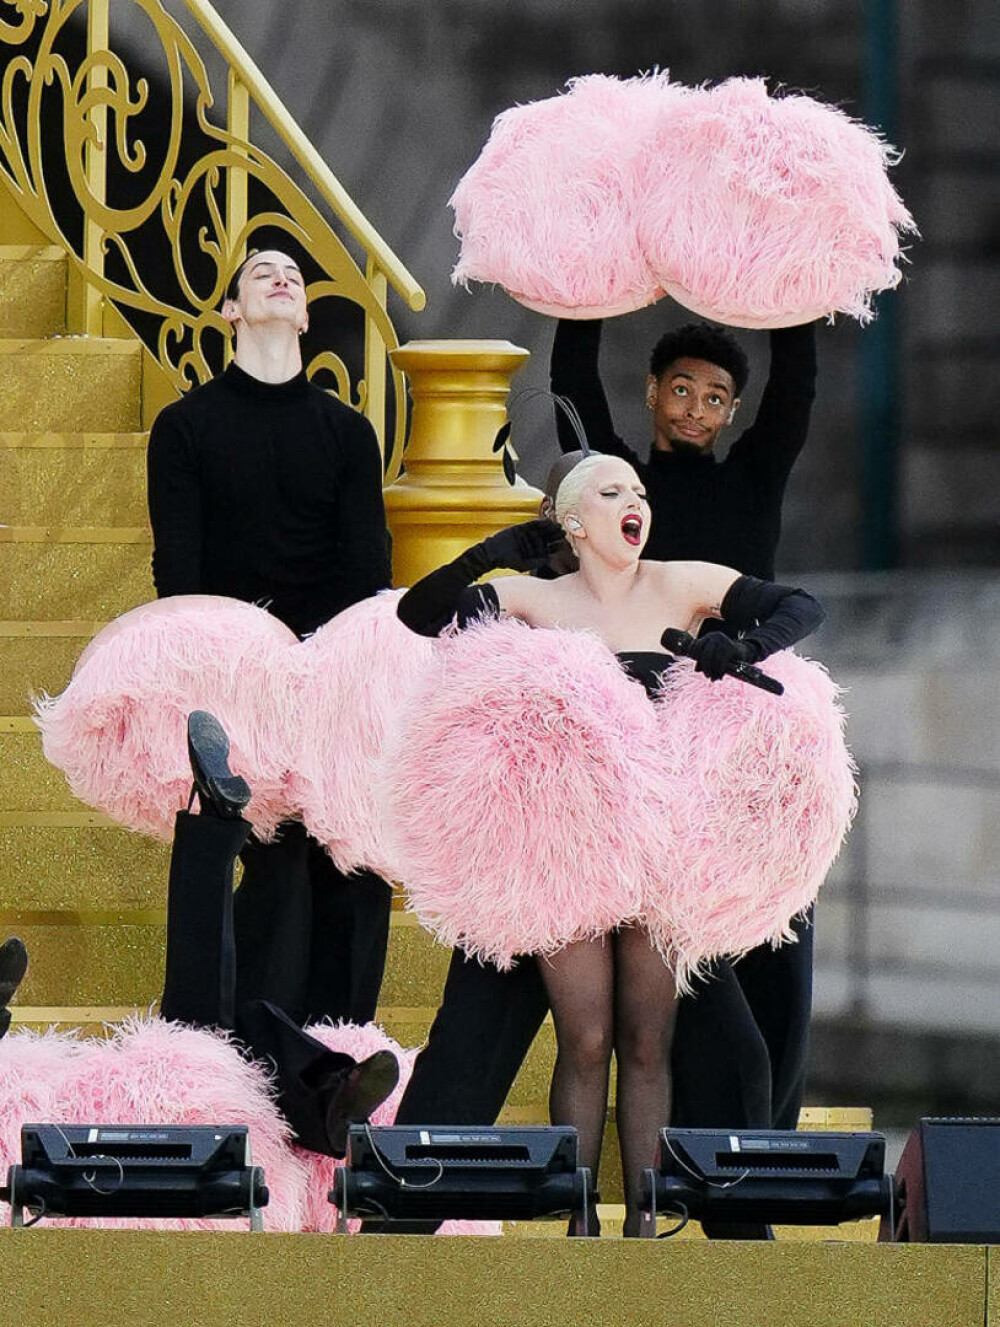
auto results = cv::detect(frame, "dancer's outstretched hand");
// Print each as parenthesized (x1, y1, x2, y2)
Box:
(481, 519, 569, 572)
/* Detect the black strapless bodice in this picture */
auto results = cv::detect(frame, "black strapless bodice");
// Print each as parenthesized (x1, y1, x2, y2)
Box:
(616, 650, 677, 699)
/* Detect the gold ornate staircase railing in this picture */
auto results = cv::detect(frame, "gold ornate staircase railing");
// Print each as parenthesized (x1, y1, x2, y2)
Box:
(0, 0, 425, 476)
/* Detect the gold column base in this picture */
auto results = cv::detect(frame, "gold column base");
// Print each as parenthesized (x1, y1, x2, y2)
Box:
(385, 340, 543, 586)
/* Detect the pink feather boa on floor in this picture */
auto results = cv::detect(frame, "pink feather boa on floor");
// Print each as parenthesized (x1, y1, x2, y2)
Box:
(383, 622, 855, 986)
(451, 72, 916, 326)
(0, 1018, 500, 1235)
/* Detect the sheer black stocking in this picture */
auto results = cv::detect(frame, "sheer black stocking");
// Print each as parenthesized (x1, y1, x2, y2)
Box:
(538, 937, 614, 1234)
(614, 926, 679, 1237)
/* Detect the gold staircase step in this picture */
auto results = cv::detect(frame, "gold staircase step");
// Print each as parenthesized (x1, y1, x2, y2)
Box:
(0, 622, 102, 712)
(0, 719, 84, 811)
(0, 540, 153, 618)
(0, 432, 149, 526)
(0, 824, 169, 909)
(0, 338, 141, 431)
(0, 247, 67, 337)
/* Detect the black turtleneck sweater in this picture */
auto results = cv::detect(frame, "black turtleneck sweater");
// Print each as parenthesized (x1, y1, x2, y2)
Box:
(147, 363, 391, 638)
(550, 320, 816, 580)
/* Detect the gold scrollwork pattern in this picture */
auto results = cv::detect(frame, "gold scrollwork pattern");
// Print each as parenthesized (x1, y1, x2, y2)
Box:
(0, 0, 416, 474)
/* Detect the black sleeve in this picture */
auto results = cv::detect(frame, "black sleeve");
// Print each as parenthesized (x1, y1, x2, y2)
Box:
(146, 407, 204, 598)
(550, 319, 644, 469)
(396, 543, 498, 637)
(724, 323, 817, 489)
(720, 574, 825, 660)
(335, 414, 393, 599)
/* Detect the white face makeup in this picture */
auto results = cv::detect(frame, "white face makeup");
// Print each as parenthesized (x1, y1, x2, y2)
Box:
(568, 456, 651, 567)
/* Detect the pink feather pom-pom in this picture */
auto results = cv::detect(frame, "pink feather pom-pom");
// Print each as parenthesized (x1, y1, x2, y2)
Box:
(52, 1017, 308, 1231)
(0, 1028, 84, 1221)
(451, 73, 685, 318)
(645, 651, 857, 989)
(639, 77, 917, 327)
(286, 591, 438, 877)
(451, 72, 914, 325)
(383, 619, 667, 967)
(297, 1022, 501, 1236)
(33, 597, 298, 842)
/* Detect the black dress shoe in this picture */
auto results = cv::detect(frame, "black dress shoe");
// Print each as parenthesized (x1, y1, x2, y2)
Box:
(187, 711, 251, 819)
(0, 937, 28, 1040)
(323, 1050, 400, 1155)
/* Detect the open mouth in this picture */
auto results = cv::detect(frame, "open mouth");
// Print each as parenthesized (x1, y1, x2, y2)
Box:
(621, 515, 643, 546)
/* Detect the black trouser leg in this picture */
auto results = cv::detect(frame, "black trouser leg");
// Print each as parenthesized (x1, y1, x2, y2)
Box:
(232, 822, 313, 1025)
(160, 810, 250, 1030)
(731, 910, 815, 1130)
(670, 960, 774, 1240)
(395, 949, 549, 1125)
(305, 844, 392, 1026)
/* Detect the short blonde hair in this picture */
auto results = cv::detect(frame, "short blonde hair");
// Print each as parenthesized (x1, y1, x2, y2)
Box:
(553, 453, 610, 528)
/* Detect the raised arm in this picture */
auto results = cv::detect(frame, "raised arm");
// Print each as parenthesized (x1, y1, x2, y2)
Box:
(146, 409, 204, 598)
(550, 319, 644, 469)
(725, 323, 818, 487)
(396, 520, 567, 637)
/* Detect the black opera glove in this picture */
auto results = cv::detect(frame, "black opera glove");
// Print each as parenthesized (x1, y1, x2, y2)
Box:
(480, 519, 569, 572)
(687, 632, 758, 682)
(397, 519, 568, 637)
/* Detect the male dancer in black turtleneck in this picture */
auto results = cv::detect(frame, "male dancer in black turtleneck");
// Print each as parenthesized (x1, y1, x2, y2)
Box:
(392, 315, 818, 1235)
(146, 249, 392, 1032)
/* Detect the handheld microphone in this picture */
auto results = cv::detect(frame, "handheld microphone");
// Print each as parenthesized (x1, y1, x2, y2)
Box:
(660, 629, 785, 697)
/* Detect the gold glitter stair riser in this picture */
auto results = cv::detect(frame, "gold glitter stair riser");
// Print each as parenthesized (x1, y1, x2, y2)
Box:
(0, 543, 153, 619)
(1, 442, 148, 526)
(0, 826, 169, 909)
(0, 250, 67, 338)
(0, 633, 96, 712)
(0, 340, 141, 432)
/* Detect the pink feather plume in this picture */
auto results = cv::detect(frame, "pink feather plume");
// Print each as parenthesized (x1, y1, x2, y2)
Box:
(382, 618, 666, 968)
(286, 591, 437, 877)
(34, 597, 298, 841)
(451, 72, 915, 325)
(645, 651, 857, 989)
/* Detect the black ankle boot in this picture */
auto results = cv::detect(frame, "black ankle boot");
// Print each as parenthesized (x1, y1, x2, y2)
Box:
(187, 711, 251, 819)
(237, 1000, 399, 1157)
(0, 938, 28, 1040)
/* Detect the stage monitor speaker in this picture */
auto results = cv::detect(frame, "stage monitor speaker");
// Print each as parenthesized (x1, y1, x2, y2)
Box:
(334, 1124, 591, 1230)
(892, 1117, 1000, 1243)
(2, 1124, 269, 1229)
(642, 1128, 892, 1234)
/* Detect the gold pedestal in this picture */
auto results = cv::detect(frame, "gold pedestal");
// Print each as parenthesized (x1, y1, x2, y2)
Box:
(384, 340, 544, 586)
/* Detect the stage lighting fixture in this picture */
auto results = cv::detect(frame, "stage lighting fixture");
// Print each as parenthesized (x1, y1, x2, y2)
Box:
(640, 1128, 892, 1236)
(2, 1124, 269, 1229)
(332, 1125, 592, 1231)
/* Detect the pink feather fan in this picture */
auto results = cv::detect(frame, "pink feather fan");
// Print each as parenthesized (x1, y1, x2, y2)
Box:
(645, 651, 857, 989)
(638, 77, 917, 327)
(285, 590, 438, 877)
(451, 73, 686, 317)
(33, 597, 298, 842)
(451, 72, 914, 325)
(382, 618, 666, 968)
